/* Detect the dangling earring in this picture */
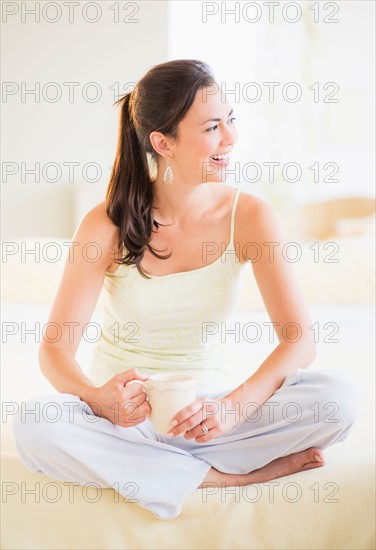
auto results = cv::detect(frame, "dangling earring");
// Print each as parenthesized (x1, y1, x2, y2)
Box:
(164, 158, 173, 185)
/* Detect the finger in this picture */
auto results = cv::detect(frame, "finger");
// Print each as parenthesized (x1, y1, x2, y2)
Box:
(168, 400, 204, 434)
(169, 410, 210, 439)
(124, 393, 149, 411)
(194, 432, 212, 443)
(122, 414, 147, 426)
(116, 397, 147, 423)
(194, 421, 220, 443)
(124, 383, 147, 399)
(116, 369, 149, 386)
(125, 380, 147, 393)
(136, 399, 151, 413)
(184, 418, 214, 440)
(123, 400, 150, 423)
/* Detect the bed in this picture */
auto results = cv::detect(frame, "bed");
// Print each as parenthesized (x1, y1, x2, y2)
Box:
(1, 233, 375, 549)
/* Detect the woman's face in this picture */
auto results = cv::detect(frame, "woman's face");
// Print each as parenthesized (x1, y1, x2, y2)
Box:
(167, 84, 238, 185)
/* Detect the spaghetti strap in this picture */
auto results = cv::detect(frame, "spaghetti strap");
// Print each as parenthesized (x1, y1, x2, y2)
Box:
(229, 187, 240, 245)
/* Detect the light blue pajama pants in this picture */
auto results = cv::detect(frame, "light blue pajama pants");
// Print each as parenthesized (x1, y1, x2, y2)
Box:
(11, 368, 359, 519)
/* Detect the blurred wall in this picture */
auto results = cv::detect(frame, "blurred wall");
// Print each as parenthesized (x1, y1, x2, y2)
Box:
(1, 0, 374, 240)
(1, 0, 169, 239)
(169, 0, 374, 209)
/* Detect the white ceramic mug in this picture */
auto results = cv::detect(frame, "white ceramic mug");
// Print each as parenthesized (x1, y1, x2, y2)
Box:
(125, 373, 196, 435)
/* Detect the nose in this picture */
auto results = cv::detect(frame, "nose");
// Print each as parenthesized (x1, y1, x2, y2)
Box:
(221, 122, 238, 148)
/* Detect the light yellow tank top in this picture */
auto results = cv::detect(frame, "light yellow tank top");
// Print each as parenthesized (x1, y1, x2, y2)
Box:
(89, 187, 248, 388)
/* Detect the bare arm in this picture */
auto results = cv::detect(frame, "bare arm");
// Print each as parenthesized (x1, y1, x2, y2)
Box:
(225, 194, 316, 410)
(38, 203, 151, 426)
(38, 202, 118, 400)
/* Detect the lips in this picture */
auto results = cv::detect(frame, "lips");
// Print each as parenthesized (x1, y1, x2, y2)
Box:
(211, 153, 230, 159)
(210, 153, 230, 166)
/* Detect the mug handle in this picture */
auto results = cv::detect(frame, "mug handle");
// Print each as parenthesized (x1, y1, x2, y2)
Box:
(125, 380, 148, 393)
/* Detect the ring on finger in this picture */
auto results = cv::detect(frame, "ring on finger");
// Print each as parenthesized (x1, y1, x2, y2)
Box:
(199, 421, 209, 436)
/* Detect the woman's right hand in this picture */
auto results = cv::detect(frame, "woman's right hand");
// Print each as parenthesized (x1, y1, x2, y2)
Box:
(84, 369, 151, 428)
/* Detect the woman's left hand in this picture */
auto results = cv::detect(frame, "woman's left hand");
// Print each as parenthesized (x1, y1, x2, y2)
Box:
(166, 396, 241, 442)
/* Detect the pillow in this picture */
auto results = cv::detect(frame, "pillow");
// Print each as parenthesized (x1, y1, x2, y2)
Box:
(235, 235, 375, 313)
(334, 214, 375, 238)
(280, 197, 375, 241)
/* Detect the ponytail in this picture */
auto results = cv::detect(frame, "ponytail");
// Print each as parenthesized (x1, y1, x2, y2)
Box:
(105, 92, 171, 280)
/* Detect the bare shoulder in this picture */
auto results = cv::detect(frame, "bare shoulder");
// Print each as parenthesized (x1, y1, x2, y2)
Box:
(82, 201, 118, 234)
(235, 190, 285, 259)
(236, 190, 279, 231)
(75, 201, 121, 267)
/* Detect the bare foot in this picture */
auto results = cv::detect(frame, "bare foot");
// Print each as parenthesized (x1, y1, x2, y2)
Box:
(198, 447, 325, 489)
(246, 446, 325, 484)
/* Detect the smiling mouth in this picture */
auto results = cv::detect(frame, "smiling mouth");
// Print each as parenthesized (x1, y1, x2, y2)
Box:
(210, 153, 230, 165)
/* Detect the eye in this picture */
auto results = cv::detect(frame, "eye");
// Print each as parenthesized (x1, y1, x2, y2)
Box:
(206, 117, 236, 132)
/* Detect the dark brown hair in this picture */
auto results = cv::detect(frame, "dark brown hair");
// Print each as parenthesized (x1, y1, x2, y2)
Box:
(105, 59, 216, 279)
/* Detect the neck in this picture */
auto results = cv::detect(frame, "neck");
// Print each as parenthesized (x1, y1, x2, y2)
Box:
(152, 162, 214, 225)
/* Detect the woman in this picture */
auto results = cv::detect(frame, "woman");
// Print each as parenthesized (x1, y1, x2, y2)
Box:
(12, 59, 359, 520)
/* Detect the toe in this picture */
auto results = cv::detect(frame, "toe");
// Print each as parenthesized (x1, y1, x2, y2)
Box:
(301, 461, 325, 471)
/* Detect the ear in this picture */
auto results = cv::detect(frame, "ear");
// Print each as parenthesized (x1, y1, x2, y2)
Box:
(149, 131, 174, 158)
